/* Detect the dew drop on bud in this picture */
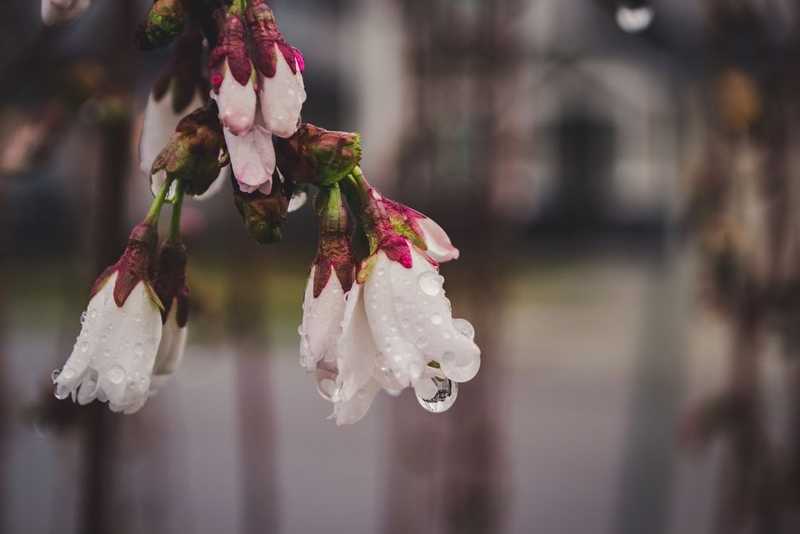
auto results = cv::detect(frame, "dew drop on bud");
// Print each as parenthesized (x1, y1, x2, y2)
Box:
(80, 312, 87, 325)
(51, 369, 61, 383)
(430, 314, 443, 326)
(416, 378, 458, 413)
(107, 366, 126, 385)
(418, 272, 442, 296)
(79, 340, 90, 353)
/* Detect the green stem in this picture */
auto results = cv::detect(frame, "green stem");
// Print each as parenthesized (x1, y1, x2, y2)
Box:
(144, 179, 172, 226)
(169, 179, 185, 243)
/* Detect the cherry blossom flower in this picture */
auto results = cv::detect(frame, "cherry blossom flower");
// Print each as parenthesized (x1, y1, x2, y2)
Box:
(53, 224, 164, 414)
(247, 0, 306, 138)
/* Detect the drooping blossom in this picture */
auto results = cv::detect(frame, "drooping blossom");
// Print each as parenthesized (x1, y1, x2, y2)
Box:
(247, 0, 307, 138)
(299, 186, 355, 369)
(53, 223, 164, 414)
(209, 9, 257, 135)
(41, 0, 90, 26)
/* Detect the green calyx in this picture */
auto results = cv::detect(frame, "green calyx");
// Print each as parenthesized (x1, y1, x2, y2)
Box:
(316, 185, 348, 235)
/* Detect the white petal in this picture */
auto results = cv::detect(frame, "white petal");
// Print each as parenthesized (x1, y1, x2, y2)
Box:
(225, 125, 275, 194)
(363, 253, 427, 387)
(417, 216, 460, 263)
(214, 62, 257, 135)
(380, 248, 480, 383)
(333, 380, 380, 426)
(334, 283, 378, 402)
(54, 274, 163, 413)
(150, 301, 187, 395)
(259, 45, 306, 138)
(299, 268, 347, 369)
(140, 88, 204, 176)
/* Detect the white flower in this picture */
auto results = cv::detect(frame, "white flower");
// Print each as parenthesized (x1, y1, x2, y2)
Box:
(259, 44, 306, 139)
(53, 273, 163, 414)
(299, 266, 347, 370)
(224, 122, 275, 194)
(150, 302, 187, 395)
(363, 248, 480, 386)
(214, 60, 258, 136)
(41, 0, 90, 26)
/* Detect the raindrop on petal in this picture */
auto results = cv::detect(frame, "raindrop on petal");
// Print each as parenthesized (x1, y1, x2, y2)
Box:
(418, 272, 442, 296)
(416, 378, 458, 413)
(430, 314, 443, 326)
(107, 366, 126, 385)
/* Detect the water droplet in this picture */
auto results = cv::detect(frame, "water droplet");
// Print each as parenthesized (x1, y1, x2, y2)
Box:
(415, 336, 429, 348)
(79, 340, 90, 353)
(134, 343, 144, 358)
(418, 272, 442, 296)
(107, 366, 126, 385)
(443, 331, 452, 340)
(317, 378, 339, 401)
(430, 314, 443, 326)
(80, 312, 87, 325)
(89, 310, 98, 320)
(54, 385, 70, 400)
(377, 268, 385, 277)
(453, 319, 475, 340)
(103, 349, 111, 359)
(51, 369, 61, 383)
(416, 378, 458, 413)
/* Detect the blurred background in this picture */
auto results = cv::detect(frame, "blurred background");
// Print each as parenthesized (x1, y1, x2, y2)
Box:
(2, 0, 800, 533)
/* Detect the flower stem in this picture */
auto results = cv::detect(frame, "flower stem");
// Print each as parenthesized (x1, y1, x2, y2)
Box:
(169, 179, 185, 243)
(144, 179, 172, 226)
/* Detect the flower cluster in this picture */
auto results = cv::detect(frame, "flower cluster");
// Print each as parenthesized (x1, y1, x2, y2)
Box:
(50, 0, 480, 424)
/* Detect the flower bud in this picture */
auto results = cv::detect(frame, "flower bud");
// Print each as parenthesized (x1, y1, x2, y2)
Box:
(136, 0, 186, 51)
(233, 178, 289, 244)
(275, 124, 362, 186)
(150, 105, 229, 197)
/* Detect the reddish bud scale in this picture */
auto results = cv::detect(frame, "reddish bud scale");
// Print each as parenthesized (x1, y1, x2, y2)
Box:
(154, 242, 190, 327)
(90, 223, 160, 309)
(209, 10, 253, 92)
(246, 0, 302, 78)
(314, 235, 355, 298)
